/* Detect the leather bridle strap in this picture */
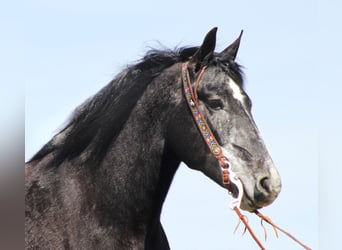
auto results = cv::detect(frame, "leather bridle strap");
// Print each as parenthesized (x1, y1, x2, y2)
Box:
(181, 62, 232, 190)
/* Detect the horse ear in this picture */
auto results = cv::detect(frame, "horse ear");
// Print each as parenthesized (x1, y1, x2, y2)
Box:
(219, 30, 243, 61)
(191, 27, 217, 64)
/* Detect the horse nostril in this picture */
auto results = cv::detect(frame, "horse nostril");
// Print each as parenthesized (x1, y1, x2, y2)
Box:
(259, 177, 271, 193)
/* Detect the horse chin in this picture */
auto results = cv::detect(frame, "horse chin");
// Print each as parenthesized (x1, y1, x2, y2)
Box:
(239, 186, 278, 212)
(239, 196, 262, 212)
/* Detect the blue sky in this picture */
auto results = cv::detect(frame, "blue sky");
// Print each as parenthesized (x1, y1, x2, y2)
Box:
(17, 0, 341, 249)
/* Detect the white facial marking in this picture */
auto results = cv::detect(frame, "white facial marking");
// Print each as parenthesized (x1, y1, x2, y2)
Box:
(228, 78, 245, 104)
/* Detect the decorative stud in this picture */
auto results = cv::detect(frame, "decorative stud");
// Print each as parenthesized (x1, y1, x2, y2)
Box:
(213, 147, 220, 154)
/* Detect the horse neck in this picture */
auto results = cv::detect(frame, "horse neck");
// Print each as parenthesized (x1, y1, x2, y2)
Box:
(91, 66, 181, 231)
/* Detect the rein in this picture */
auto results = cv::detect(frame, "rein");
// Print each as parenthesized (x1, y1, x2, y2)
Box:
(181, 62, 311, 250)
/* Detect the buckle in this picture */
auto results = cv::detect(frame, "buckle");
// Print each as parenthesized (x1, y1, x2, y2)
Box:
(221, 164, 230, 185)
(222, 173, 230, 185)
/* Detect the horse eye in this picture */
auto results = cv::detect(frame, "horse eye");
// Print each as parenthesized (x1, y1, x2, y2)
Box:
(207, 99, 224, 110)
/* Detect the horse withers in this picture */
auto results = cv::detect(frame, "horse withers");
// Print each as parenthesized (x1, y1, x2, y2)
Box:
(25, 28, 281, 249)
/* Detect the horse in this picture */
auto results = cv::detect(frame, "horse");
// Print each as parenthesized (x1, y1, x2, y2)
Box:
(25, 27, 281, 249)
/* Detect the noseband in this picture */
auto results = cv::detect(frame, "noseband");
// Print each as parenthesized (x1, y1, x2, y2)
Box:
(181, 62, 311, 250)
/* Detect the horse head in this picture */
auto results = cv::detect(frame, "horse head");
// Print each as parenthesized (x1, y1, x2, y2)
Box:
(167, 28, 281, 211)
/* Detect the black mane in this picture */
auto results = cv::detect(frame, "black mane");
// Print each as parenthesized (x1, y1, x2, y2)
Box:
(28, 47, 243, 166)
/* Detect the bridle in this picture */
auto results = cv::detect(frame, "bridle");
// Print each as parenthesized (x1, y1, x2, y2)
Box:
(181, 62, 311, 250)
(181, 62, 243, 206)
(181, 63, 239, 192)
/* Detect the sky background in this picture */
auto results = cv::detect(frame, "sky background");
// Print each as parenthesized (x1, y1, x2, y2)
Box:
(1, 0, 340, 249)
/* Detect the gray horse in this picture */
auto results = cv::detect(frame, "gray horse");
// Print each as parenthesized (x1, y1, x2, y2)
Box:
(25, 28, 281, 249)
